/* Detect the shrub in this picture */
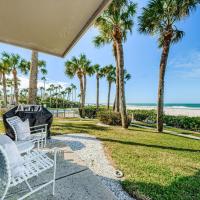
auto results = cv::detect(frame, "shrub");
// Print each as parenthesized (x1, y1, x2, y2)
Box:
(0, 108, 7, 117)
(128, 109, 200, 132)
(79, 106, 107, 118)
(98, 111, 131, 126)
(128, 109, 156, 123)
(164, 115, 200, 132)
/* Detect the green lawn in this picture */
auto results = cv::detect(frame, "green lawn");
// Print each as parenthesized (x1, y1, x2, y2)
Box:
(132, 121, 200, 138)
(0, 121, 4, 133)
(0, 118, 200, 199)
(51, 118, 200, 200)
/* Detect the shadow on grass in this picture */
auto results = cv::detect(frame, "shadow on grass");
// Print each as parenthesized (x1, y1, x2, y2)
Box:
(52, 122, 109, 134)
(96, 137, 200, 153)
(122, 170, 200, 200)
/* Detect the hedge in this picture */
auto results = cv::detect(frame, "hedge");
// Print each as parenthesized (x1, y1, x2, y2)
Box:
(79, 106, 107, 118)
(97, 111, 131, 126)
(128, 109, 200, 132)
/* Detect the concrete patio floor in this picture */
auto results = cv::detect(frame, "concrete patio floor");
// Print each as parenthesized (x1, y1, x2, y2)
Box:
(5, 138, 116, 200)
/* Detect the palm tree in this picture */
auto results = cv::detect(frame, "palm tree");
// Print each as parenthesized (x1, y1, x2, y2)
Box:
(103, 65, 116, 109)
(65, 54, 91, 117)
(81, 55, 92, 106)
(28, 51, 38, 104)
(92, 64, 105, 109)
(138, 0, 199, 132)
(39, 86, 45, 99)
(0, 55, 11, 107)
(41, 76, 47, 93)
(70, 83, 77, 102)
(47, 84, 55, 108)
(28, 51, 47, 104)
(65, 87, 72, 101)
(2, 52, 20, 105)
(94, 0, 136, 128)
(61, 90, 67, 108)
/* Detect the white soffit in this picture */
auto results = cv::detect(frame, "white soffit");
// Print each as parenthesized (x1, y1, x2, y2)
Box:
(0, 0, 111, 57)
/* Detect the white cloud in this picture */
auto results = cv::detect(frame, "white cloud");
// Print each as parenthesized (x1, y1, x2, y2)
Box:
(170, 50, 200, 78)
(5, 75, 68, 89)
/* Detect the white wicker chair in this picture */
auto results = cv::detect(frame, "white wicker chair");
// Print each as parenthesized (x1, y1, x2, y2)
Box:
(0, 145, 57, 200)
(6, 116, 48, 153)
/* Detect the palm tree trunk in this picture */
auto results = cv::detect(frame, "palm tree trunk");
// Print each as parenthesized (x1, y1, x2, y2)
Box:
(28, 51, 38, 104)
(113, 95, 116, 111)
(83, 74, 87, 107)
(96, 75, 99, 109)
(113, 42, 120, 112)
(107, 81, 112, 110)
(2, 73, 7, 107)
(79, 76, 85, 117)
(157, 37, 171, 132)
(13, 68, 19, 105)
(115, 36, 128, 128)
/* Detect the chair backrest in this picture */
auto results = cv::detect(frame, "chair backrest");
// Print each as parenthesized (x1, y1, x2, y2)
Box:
(0, 145, 11, 200)
(6, 116, 22, 141)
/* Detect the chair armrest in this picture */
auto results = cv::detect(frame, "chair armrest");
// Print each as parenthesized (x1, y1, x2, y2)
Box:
(30, 124, 48, 129)
(30, 128, 45, 134)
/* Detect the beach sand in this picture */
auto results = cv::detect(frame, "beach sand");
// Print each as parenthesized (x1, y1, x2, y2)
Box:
(127, 106, 200, 117)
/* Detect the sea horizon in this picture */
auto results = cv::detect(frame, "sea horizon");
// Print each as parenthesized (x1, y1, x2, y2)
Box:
(126, 103, 200, 109)
(87, 103, 200, 109)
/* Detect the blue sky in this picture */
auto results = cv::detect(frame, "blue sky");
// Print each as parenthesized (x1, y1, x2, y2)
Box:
(1, 0, 200, 104)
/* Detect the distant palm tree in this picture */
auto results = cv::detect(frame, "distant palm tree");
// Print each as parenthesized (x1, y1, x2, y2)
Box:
(61, 90, 67, 108)
(39, 86, 45, 99)
(47, 84, 55, 108)
(103, 65, 116, 109)
(41, 76, 47, 93)
(0, 55, 11, 106)
(65, 54, 91, 117)
(70, 83, 77, 102)
(94, 0, 137, 128)
(138, 0, 199, 132)
(93, 64, 105, 109)
(20, 88, 29, 103)
(65, 87, 72, 101)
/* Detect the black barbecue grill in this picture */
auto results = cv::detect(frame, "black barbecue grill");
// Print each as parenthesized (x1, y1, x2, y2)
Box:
(3, 105, 53, 140)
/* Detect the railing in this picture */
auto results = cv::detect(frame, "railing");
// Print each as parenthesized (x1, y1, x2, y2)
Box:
(50, 109, 80, 118)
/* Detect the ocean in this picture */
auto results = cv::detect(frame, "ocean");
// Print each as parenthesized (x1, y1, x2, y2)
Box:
(127, 103, 200, 109)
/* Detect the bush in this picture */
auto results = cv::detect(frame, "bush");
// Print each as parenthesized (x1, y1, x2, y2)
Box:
(128, 109, 157, 123)
(98, 111, 131, 126)
(164, 115, 200, 132)
(0, 108, 7, 117)
(128, 109, 200, 132)
(79, 106, 107, 118)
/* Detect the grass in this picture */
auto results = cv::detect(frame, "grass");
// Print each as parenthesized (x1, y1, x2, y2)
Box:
(132, 121, 200, 138)
(0, 118, 200, 199)
(0, 121, 5, 133)
(51, 118, 200, 200)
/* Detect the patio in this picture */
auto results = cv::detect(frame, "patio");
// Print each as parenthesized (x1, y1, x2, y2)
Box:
(4, 137, 116, 200)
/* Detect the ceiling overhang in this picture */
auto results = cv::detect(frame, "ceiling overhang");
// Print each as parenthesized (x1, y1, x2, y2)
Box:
(0, 0, 111, 57)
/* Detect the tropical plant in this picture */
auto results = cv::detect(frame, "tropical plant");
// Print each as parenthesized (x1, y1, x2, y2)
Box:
(138, 0, 199, 132)
(103, 65, 116, 109)
(10, 54, 29, 104)
(0, 55, 12, 106)
(70, 83, 77, 101)
(65, 87, 72, 101)
(94, 0, 137, 128)
(92, 64, 105, 109)
(41, 76, 47, 92)
(65, 54, 91, 117)
(28, 51, 47, 104)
